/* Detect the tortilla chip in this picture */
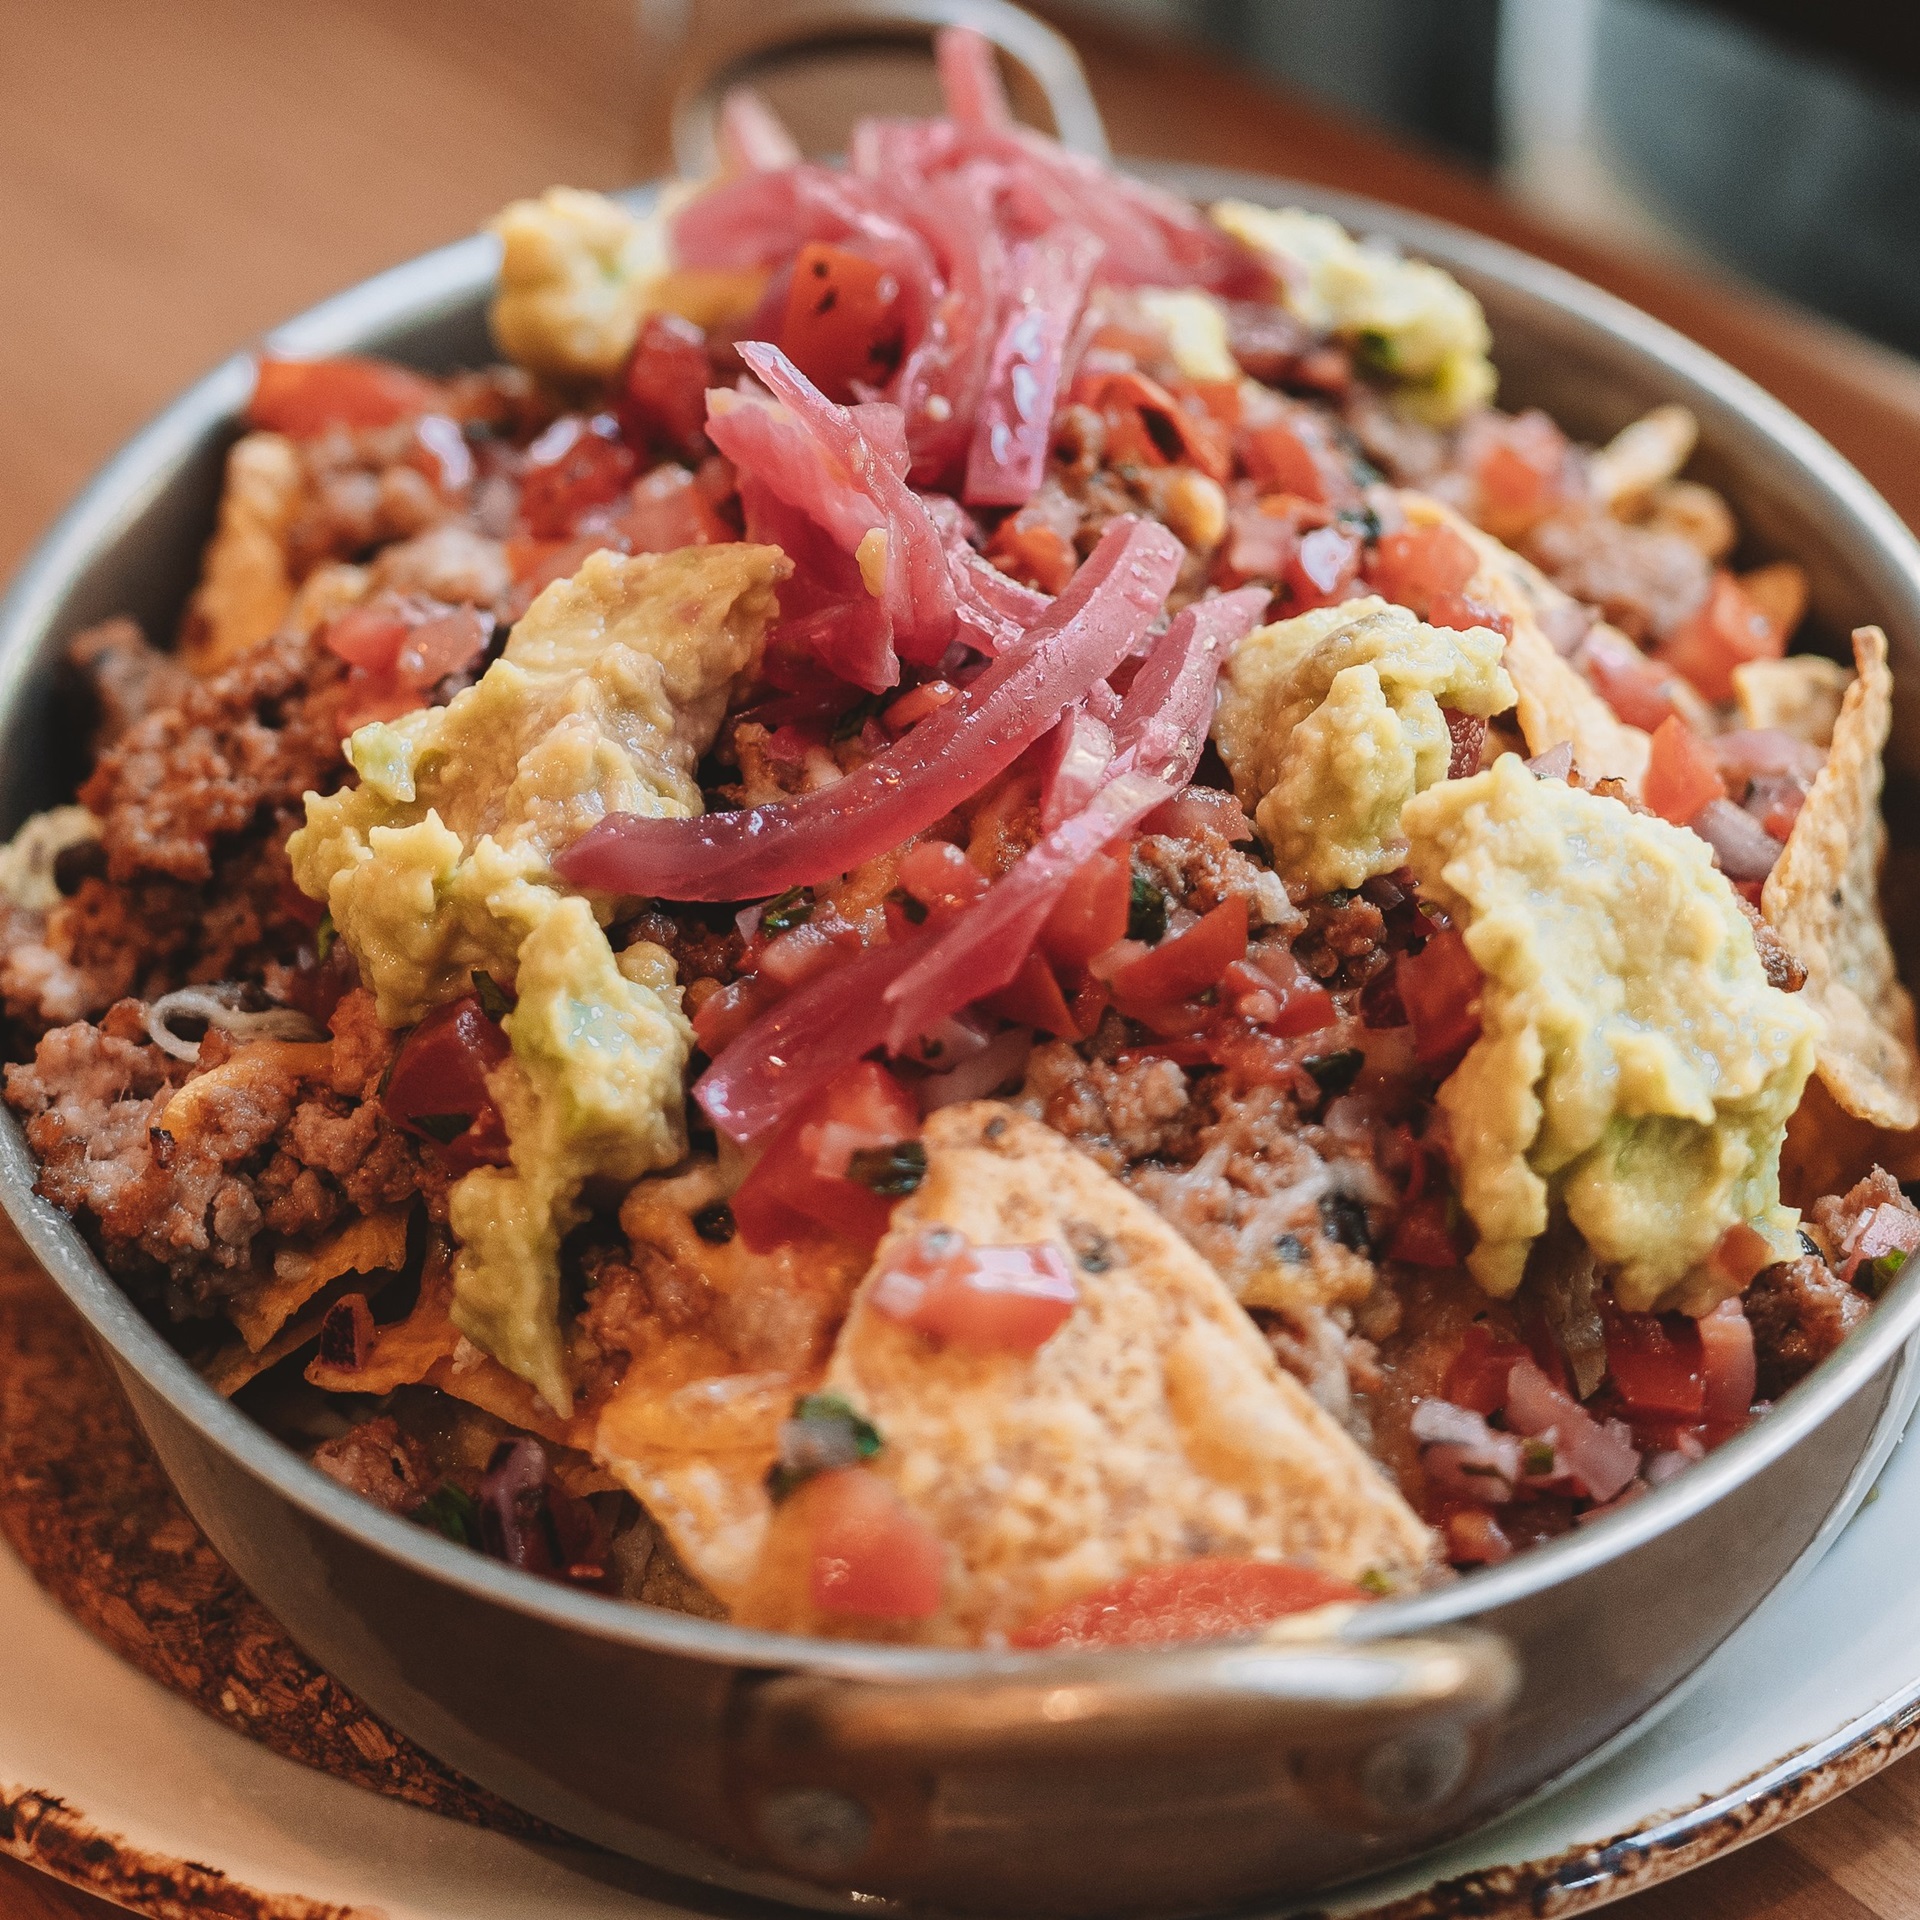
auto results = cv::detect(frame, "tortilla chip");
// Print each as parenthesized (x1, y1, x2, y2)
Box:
(594, 1369, 799, 1603)
(229, 1205, 412, 1352)
(1398, 492, 1651, 790)
(733, 1105, 1434, 1645)
(1763, 627, 1920, 1132)
(179, 431, 301, 673)
(1733, 654, 1851, 747)
(201, 1302, 332, 1398)
(1780, 1075, 1920, 1210)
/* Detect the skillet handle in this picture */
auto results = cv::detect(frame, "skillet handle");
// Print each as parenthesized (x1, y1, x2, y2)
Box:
(727, 1628, 1519, 1898)
(667, 0, 1111, 178)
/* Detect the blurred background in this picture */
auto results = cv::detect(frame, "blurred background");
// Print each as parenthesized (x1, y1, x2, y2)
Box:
(4, 0, 1919, 573)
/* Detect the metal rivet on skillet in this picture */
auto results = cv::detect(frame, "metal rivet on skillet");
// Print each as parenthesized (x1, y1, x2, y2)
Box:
(755, 1787, 874, 1874)
(1360, 1727, 1472, 1819)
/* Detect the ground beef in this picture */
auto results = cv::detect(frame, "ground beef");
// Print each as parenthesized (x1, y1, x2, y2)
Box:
(1746, 1255, 1869, 1399)
(1133, 823, 1294, 931)
(3, 989, 441, 1316)
(79, 626, 350, 887)
(67, 617, 192, 752)
(1019, 1040, 1194, 1174)
(1523, 507, 1712, 644)
(310, 1414, 430, 1516)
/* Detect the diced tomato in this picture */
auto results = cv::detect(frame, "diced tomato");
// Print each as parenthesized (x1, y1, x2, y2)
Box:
(1110, 896, 1249, 1005)
(779, 243, 908, 403)
(323, 601, 412, 673)
(1283, 523, 1364, 612)
(1388, 1191, 1463, 1267)
(988, 518, 1078, 595)
(1707, 1220, 1775, 1292)
(1469, 409, 1574, 539)
(249, 355, 439, 436)
(1010, 1557, 1368, 1650)
(1443, 707, 1487, 779)
(1602, 1308, 1705, 1419)
(619, 462, 730, 553)
(1040, 847, 1131, 968)
(518, 414, 639, 539)
(1427, 591, 1512, 639)
(617, 312, 712, 457)
(1242, 419, 1329, 502)
(756, 915, 864, 990)
(382, 994, 512, 1171)
(1189, 379, 1242, 429)
(731, 1061, 920, 1252)
(1368, 522, 1476, 614)
(806, 1468, 946, 1619)
(506, 532, 606, 596)
(1397, 926, 1481, 1073)
(981, 949, 1080, 1038)
(1443, 1323, 1531, 1416)
(1444, 1509, 1513, 1566)
(1643, 715, 1727, 826)
(1699, 1300, 1757, 1435)
(870, 1227, 1079, 1353)
(1074, 370, 1232, 483)
(883, 679, 960, 733)
(1661, 571, 1786, 705)
(897, 839, 989, 917)
(324, 597, 489, 732)
(1245, 944, 1337, 1037)
(1140, 786, 1252, 843)
(1577, 626, 1690, 733)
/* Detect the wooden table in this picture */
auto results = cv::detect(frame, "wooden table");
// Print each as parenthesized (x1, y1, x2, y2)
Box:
(2, 2, 1919, 1913)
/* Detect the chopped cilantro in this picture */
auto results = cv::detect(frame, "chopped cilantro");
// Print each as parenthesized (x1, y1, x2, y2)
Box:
(768, 1393, 882, 1501)
(847, 1140, 927, 1196)
(314, 911, 336, 963)
(1304, 1049, 1365, 1097)
(417, 1482, 479, 1547)
(1274, 1232, 1307, 1264)
(888, 886, 929, 925)
(1128, 871, 1168, 944)
(1521, 1439, 1557, 1477)
(471, 968, 512, 1021)
(1355, 328, 1398, 375)
(1867, 1248, 1912, 1299)
(1357, 1567, 1393, 1596)
(1319, 1192, 1371, 1253)
(760, 886, 814, 935)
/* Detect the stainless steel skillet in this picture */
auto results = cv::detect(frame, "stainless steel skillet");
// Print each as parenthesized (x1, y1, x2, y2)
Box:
(4, 5, 1920, 1912)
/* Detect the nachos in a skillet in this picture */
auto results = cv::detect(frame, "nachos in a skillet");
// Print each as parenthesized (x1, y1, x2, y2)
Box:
(8, 31, 1918, 1648)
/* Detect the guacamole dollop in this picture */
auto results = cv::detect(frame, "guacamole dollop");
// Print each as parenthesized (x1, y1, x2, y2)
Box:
(1211, 202, 1496, 425)
(1213, 596, 1515, 898)
(289, 543, 789, 1409)
(1403, 755, 1820, 1313)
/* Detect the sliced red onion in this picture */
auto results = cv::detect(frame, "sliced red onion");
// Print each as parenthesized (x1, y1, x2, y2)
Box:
(557, 516, 1180, 902)
(935, 27, 1013, 130)
(1689, 796, 1784, 881)
(919, 1025, 1034, 1111)
(1409, 1398, 1496, 1447)
(717, 86, 802, 174)
(964, 225, 1104, 508)
(1712, 727, 1826, 786)
(1038, 705, 1116, 829)
(1506, 1359, 1639, 1503)
(1524, 742, 1574, 782)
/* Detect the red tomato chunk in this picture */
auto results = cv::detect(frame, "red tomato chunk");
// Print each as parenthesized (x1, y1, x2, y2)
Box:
(807, 1468, 946, 1619)
(1642, 715, 1726, 827)
(1110, 895, 1248, 1004)
(1397, 925, 1481, 1072)
(870, 1227, 1078, 1354)
(381, 994, 512, 1171)
(1011, 1557, 1368, 1650)
(249, 354, 439, 436)
(780, 243, 908, 403)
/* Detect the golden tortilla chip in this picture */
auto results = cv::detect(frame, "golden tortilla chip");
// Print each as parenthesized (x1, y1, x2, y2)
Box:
(1780, 1075, 1920, 1210)
(1733, 653, 1851, 747)
(180, 431, 302, 673)
(228, 1205, 412, 1352)
(594, 1368, 800, 1603)
(201, 1302, 332, 1398)
(1398, 492, 1651, 790)
(1763, 626, 1920, 1132)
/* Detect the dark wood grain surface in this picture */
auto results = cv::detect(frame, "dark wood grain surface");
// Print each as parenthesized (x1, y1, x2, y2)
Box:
(3, 3, 1920, 1913)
